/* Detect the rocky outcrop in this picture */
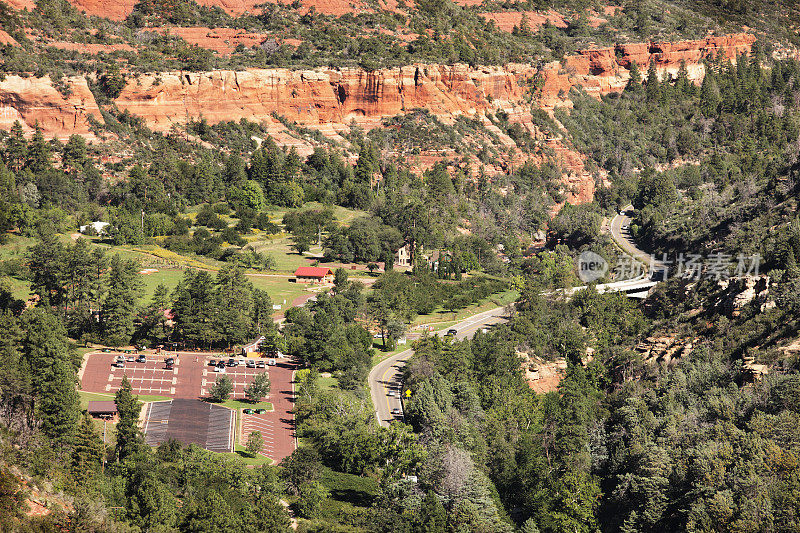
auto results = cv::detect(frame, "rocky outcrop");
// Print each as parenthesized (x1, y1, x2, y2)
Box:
(0, 75, 103, 140)
(0, 30, 19, 47)
(113, 64, 537, 130)
(0, 33, 754, 205)
(715, 274, 773, 317)
(636, 335, 696, 366)
(538, 33, 755, 108)
(68, 0, 137, 21)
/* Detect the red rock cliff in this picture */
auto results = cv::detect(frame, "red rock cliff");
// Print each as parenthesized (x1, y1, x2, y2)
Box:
(540, 33, 755, 107)
(0, 75, 103, 140)
(112, 64, 537, 131)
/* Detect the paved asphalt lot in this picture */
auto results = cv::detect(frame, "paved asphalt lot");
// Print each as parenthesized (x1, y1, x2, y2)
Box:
(81, 352, 297, 462)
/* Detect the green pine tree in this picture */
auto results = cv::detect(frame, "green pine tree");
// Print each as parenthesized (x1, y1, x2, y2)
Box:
(115, 375, 144, 461)
(71, 414, 105, 485)
(26, 123, 51, 173)
(37, 358, 80, 447)
(102, 255, 143, 347)
(3, 121, 27, 172)
(645, 62, 660, 102)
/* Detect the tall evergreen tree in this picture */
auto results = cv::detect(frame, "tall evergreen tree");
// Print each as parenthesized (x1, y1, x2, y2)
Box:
(3, 121, 27, 172)
(115, 375, 144, 462)
(37, 357, 80, 447)
(102, 256, 143, 346)
(645, 62, 660, 102)
(26, 123, 51, 174)
(71, 413, 105, 485)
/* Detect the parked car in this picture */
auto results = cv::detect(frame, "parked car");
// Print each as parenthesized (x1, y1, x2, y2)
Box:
(213, 366, 224, 373)
(246, 360, 256, 368)
(256, 361, 265, 369)
(165, 362, 174, 370)
(227, 358, 237, 367)
(445, 329, 457, 337)
(243, 409, 254, 414)
(391, 408, 401, 416)
(126, 355, 135, 362)
(136, 354, 146, 363)
(113, 360, 125, 368)
(255, 409, 267, 414)
(208, 359, 217, 366)
(267, 359, 276, 366)
(217, 361, 226, 369)
(387, 390, 396, 397)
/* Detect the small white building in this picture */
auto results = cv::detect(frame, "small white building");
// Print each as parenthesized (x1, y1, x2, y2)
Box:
(395, 244, 412, 267)
(79, 221, 110, 236)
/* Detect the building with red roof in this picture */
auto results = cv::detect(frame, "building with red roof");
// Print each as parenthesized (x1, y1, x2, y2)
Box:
(294, 266, 333, 283)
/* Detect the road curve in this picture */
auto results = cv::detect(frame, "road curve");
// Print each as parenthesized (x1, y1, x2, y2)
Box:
(369, 208, 661, 427)
(609, 205, 663, 271)
(368, 306, 507, 427)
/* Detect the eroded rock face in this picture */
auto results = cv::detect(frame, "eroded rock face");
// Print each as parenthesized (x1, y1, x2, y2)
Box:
(539, 33, 756, 108)
(68, 0, 138, 21)
(112, 64, 536, 130)
(0, 33, 755, 205)
(0, 75, 103, 140)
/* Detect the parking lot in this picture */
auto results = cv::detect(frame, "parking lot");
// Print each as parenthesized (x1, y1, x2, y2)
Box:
(80, 351, 297, 462)
(241, 412, 278, 458)
(199, 358, 271, 398)
(82, 353, 179, 396)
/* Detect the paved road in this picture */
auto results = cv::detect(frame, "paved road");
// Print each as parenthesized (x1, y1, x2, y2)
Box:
(609, 205, 662, 269)
(368, 207, 663, 426)
(368, 307, 508, 427)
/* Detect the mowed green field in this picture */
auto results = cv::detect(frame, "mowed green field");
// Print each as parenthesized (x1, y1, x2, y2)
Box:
(139, 268, 312, 307)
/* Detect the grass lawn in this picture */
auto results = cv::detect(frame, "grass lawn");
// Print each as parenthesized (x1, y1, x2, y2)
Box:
(249, 235, 322, 272)
(225, 446, 273, 466)
(6, 277, 31, 300)
(217, 399, 273, 411)
(139, 268, 186, 299)
(317, 467, 378, 521)
(317, 375, 339, 391)
(78, 390, 171, 409)
(247, 275, 315, 307)
(0, 234, 35, 260)
(410, 288, 518, 328)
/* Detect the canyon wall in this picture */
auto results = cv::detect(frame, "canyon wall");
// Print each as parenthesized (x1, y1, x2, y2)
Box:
(0, 34, 754, 203)
(0, 75, 103, 140)
(539, 33, 755, 107)
(113, 64, 537, 131)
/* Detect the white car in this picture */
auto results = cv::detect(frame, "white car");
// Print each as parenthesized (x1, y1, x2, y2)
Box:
(387, 390, 396, 397)
(268, 359, 276, 366)
(214, 366, 225, 373)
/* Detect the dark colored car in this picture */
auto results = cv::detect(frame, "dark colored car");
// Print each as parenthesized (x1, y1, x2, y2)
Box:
(243, 409, 254, 414)
(136, 354, 146, 363)
(227, 358, 237, 367)
(208, 359, 217, 366)
(165, 362, 174, 370)
(217, 361, 226, 369)
(445, 329, 457, 337)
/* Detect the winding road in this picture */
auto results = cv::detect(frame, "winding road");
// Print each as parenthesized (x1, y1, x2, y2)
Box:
(368, 307, 508, 427)
(368, 205, 662, 426)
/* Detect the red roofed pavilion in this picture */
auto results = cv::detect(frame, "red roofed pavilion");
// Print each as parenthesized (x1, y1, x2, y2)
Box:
(294, 266, 333, 283)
